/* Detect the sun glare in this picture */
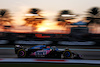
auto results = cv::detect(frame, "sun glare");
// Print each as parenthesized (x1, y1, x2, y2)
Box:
(34, 20, 66, 32)
(36, 27, 49, 31)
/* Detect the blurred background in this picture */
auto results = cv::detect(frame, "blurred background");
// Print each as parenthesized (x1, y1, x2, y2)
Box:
(0, 0, 99, 34)
(0, 0, 99, 45)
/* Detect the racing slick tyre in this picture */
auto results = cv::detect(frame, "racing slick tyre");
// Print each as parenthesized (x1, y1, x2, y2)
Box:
(63, 50, 72, 59)
(17, 49, 27, 58)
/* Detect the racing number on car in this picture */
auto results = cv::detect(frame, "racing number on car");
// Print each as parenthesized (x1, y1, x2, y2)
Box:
(36, 52, 43, 55)
(36, 51, 46, 55)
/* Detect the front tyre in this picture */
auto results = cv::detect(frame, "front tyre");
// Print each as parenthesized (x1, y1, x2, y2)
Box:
(63, 50, 72, 59)
(17, 49, 27, 58)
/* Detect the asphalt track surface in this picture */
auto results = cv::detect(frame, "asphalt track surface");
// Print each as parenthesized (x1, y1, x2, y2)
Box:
(0, 46, 100, 60)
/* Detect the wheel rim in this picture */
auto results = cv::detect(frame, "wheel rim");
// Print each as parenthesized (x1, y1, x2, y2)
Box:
(64, 51, 71, 57)
(17, 49, 26, 57)
(63, 50, 72, 58)
(19, 51, 25, 56)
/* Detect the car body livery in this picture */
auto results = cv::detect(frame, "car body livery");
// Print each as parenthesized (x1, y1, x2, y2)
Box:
(15, 45, 82, 59)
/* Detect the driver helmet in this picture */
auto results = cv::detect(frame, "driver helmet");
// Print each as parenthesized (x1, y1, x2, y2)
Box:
(65, 47, 69, 50)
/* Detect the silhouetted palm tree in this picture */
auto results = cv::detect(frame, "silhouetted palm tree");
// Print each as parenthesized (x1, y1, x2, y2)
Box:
(0, 9, 12, 25)
(86, 7, 100, 33)
(86, 7, 100, 25)
(29, 8, 41, 14)
(88, 7, 99, 15)
(24, 8, 45, 26)
(59, 10, 73, 15)
(56, 10, 75, 26)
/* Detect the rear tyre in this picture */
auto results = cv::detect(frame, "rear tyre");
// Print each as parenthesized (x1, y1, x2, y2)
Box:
(17, 49, 27, 58)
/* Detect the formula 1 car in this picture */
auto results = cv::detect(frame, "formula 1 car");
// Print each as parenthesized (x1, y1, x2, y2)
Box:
(14, 45, 82, 59)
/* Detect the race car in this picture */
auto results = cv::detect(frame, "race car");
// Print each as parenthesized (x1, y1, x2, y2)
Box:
(14, 45, 82, 59)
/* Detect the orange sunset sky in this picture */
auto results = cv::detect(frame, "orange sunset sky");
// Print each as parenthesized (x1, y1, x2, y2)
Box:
(0, 0, 100, 25)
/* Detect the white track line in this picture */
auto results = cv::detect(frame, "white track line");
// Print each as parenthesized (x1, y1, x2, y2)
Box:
(0, 58, 100, 64)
